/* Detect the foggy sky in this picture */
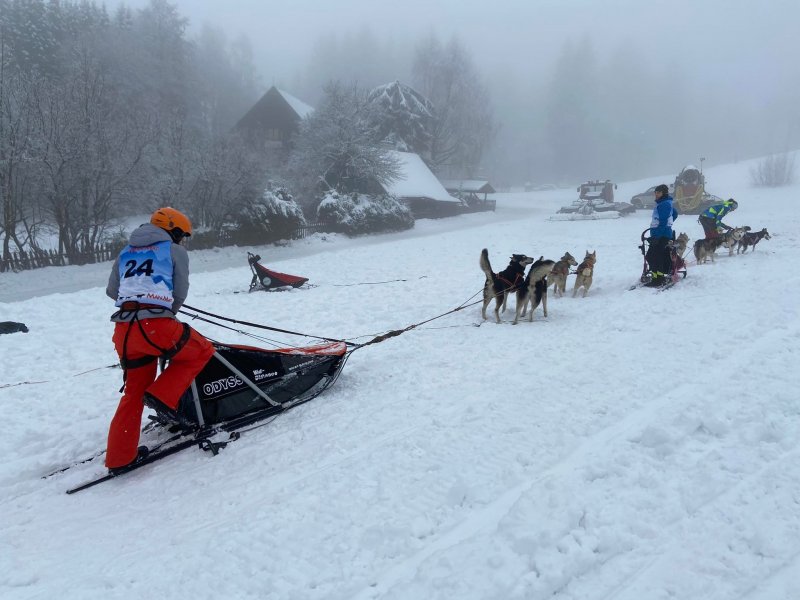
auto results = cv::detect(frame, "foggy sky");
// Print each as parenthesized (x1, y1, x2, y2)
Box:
(109, 0, 800, 107)
(103, 0, 800, 182)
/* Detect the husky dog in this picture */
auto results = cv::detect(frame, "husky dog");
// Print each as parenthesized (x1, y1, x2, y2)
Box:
(675, 232, 690, 258)
(721, 226, 749, 256)
(737, 228, 771, 254)
(513, 257, 556, 324)
(0, 321, 29, 335)
(693, 237, 725, 264)
(548, 252, 578, 298)
(480, 248, 534, 323)
(572, 251, 597, 298)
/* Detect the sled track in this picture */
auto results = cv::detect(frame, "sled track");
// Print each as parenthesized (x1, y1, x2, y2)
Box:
(343, 319, 800, 600)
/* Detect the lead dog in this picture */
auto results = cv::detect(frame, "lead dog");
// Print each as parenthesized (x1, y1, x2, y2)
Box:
(693, 237, 725, 264)
(480, 248, 534, 323)
(513, 257, 556, 324)
(548, 252, 578, 298)
(572, 250, 596, 298)
(737, 228, 771, 253)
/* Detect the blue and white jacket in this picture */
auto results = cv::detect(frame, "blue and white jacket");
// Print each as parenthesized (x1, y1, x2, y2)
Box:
(106, 223, 190, 322)
(650, 194, 678, 239)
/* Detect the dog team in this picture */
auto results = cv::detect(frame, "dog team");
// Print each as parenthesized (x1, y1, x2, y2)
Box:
(480, 248, 595, 324)
(480, 195, 771, 324)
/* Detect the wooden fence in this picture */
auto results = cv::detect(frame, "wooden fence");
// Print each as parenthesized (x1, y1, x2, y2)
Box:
(0, 243, 122, 273)
(291, 222, 341, 239)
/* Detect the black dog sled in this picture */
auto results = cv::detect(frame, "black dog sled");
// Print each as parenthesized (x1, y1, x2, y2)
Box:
(64, 340, 347, 493)
(248, 252, 309, 292)
(175, 340, 347, 426)
(634, 228, 687, 290)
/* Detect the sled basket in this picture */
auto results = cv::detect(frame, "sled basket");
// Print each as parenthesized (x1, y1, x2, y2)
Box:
(637, 228, 687, 284)
(176, 341, 347, 426)
(248, 252, 309, 291)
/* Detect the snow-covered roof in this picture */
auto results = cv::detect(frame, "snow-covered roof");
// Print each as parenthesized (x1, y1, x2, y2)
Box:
(276, 88, 314, 119)
(367, 81, 434, 118)
(440, 179, 496, 194)
(383, 152, 460, 203)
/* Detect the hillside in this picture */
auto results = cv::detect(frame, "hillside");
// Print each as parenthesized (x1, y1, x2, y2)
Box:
(1, 157, 798, 600)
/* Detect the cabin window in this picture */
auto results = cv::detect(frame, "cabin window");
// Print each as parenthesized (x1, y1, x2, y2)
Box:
(265, 128, 283, 141)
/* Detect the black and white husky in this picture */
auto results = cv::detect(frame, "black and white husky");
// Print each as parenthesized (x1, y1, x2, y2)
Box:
(480, 248, 534, 324)
(513, 257, 556, 325)
(737, 228, 770, 253)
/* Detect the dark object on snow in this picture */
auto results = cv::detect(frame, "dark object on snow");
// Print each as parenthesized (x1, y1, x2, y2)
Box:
(0, 321, 29, 334)
(248, 252, 309, 291)
(635, 229, 687, 289)
(175, 341, 347, 427)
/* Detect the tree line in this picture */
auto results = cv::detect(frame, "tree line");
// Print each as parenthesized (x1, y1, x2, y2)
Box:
(1, 0, 498, 264)
(0, 0, 262, 263)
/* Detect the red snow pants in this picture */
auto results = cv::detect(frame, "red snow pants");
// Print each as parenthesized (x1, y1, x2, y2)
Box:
(106, 318, 214, 468)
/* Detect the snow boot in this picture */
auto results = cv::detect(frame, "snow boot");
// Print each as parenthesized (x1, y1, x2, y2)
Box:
(108, 446, 149, 475)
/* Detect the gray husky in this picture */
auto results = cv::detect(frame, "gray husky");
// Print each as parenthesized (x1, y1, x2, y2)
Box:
(513, 258, 556, 324)
(693, 237, 725, 264)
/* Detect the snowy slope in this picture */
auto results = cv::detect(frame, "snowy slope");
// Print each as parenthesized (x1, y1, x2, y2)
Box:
(1, 157, 798, 600)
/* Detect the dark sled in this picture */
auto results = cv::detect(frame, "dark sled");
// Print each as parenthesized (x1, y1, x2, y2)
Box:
(172, 340, 348, 428)
(248, 252, 309, 292)
(60, 341, 347, 493)
(636, 228, 687, 287)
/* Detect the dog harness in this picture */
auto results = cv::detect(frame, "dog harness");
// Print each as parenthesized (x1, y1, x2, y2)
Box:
(497, 266, 525, 290)
(576, 261, 593, 276)
(551, 262, 569, 276)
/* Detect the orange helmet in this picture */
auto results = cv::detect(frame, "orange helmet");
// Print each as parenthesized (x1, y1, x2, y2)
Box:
(150, 207, 192, 238)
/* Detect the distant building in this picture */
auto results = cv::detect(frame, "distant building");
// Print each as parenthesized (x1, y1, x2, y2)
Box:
(381, 151, 462, 218)
(439, 179, 496, 204)
(234, 86, 314, 163)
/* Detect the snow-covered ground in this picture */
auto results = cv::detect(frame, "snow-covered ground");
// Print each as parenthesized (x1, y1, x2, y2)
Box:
(1, 157, 798, 600)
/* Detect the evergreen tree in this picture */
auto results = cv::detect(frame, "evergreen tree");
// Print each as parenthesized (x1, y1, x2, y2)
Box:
(366, 80, 435, 157)
(288, 82, 401, 209)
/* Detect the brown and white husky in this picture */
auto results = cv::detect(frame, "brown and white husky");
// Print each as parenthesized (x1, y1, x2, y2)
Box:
(572, 251, 597, 298)
(548, 252, 578, 298)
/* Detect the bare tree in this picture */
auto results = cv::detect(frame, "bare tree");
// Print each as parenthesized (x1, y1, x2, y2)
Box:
(187, 131, 264, 231)
(32, 38, 155, 261)
(0, 25, 38, 262)
(750, 152, 796, 187)
(412, 35, 496, 178)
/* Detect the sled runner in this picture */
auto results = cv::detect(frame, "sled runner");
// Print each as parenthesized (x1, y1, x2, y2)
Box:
(63, 340, 348, 493)
(248, 252, 309, 291)
(631, 228, 687, 291)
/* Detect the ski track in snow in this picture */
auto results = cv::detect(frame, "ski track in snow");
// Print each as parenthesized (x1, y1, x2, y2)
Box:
(1, 160, 798, 600)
